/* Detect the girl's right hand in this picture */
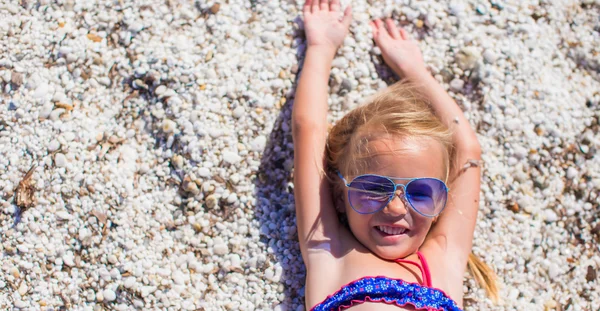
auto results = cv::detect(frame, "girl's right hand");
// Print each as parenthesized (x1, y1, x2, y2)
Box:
(371, 18, 428, 80)
(303, 0, 352, 56)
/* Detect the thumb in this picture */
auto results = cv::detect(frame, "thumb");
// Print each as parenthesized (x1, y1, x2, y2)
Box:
(341, 5, 352, 28)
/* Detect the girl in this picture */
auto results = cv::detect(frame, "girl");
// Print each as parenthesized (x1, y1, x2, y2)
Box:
(292, 0, 497, 310)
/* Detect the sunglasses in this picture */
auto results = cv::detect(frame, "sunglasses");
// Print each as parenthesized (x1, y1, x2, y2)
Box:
(336, 172, 449, 217)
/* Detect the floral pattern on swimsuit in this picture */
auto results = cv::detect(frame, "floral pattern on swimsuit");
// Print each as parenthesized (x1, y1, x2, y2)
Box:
(310, 276, 463, 311)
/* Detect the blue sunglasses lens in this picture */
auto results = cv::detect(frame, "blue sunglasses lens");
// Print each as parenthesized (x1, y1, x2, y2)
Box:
(348, 175, 395, 214)
(347, 175, 447, 216)
(406, 178, 447, 216)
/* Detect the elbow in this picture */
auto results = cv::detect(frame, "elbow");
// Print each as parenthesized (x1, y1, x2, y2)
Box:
(292, 116, 327, 137)
(467, 141, 482, 157)
(456, 140, 482, 159)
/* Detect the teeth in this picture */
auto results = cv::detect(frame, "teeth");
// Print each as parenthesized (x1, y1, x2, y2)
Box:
(377, 226, 406, 235)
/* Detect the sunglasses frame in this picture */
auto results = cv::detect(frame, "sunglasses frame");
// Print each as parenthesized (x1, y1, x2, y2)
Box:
(336, 171, 449, 217)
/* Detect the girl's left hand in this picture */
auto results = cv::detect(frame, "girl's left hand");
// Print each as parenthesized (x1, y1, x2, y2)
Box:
(303, 0, 352, 55)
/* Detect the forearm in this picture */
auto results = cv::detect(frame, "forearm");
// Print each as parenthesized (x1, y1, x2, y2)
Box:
(411, 72, 481, 154)
(292, 47, 336, 132)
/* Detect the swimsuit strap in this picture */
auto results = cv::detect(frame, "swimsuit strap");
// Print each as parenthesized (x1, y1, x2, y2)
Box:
(417, 251, 433, 287)
(394, 251, 432, 287)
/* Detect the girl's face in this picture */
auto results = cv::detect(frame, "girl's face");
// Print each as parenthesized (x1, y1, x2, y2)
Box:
(341, 136, 447, 260)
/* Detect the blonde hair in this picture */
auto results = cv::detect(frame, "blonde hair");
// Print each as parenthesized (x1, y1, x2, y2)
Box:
(326, 82, 453, 184)
(325, 81, 499, 303)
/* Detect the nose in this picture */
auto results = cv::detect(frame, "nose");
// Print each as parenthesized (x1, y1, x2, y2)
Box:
(383, 190, 409, 216)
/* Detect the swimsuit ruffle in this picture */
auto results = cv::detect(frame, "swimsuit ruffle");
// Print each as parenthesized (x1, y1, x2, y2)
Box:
(310, 276, 463, 311)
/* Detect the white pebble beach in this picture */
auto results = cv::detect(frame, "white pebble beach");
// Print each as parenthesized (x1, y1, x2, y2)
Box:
(0, 0, 599, 310)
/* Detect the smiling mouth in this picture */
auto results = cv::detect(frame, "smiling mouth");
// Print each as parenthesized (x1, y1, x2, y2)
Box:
(375, 226, 409, 236)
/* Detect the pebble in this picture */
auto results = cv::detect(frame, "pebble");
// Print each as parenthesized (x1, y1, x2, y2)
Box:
(56, 210, 72, 220)
(32, 83, 48, 99)
(226, 193, 238, 204)
(63, 252, 75, 267)
(182, 177, 200, 195)
(331, 58, 348, 69)
(13, 300, 27, 308)
(544, 209, 558, 222)
(222, 151, 241, 164)
(482, 49, 498, 64)
(476, 4, 488, 15)
(54, 153, 67, 167)
(566, 167, 578, 179)
(449, 2, 466, 16)
(455, 47, 481, 71)
(512, 146, 528, 160)
(172, 270, 186, 285)
(39, 103, 53, 119)
(133, 79, 147, 89)
(18, 282, 28, 295)
(213, 240, 229, 256)
(544, 300, 558, 308)
(449, 79, 464, 91)
(11, 71, 23, 86)
(548, 263, 560, 280)
(8, 100, 18, 110)
(155, 85, 167, 96)
(505, 119, 522, 131)
(162, 119, 177, 134)
(198, 167, 211, 177)
(124, 277, 136, 289)
(48, 140, 61, 152)
(508, 288, 520, 300)
(128, 21, 144, 33)
(172, 154, 184, 169)
(205, 195, 218, 209)
(103, 288, 117, 302)
(211, 3, 221, 14)
(249, 136, 267, 151)
(17, 245, 29, 253)
(230, 254, 242, 268)
(339, 79, 352, 94)
(140, 286, 157, 297)
(274, 304, 287, 311)
(9, 266, 20, 278)
(232, 106, 245, 119)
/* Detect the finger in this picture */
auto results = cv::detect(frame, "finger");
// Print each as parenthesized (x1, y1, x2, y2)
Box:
(385, 18, 401, 39)
(303, 0, 312, 15)
(374, 19, 389, 38)
(330, 0, 340, 11)
(311, 0, 319, 13)
(320, 0, 329, 11)
(341, 5, 352, 28)
(370, 21, 379, 37)
(399, 28, 410, 40)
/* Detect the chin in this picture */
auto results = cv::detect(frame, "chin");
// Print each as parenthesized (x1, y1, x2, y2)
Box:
(360, 226, 421, 260)
(370, 244, 414, 260)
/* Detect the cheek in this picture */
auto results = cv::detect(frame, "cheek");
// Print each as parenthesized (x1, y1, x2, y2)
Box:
(411, 214, 433, 236)
(346, 208, 373, 231)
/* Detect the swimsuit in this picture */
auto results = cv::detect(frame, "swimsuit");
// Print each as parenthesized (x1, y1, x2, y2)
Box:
(310, 252, 463, 311)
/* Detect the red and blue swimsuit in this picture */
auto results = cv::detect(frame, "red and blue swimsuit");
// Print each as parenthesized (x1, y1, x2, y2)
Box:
(310, 252, 463, 311)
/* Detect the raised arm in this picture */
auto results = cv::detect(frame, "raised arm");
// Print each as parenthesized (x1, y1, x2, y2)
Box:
(292, 0, 352, 260)
(409, 67, 482, 263)
(371, 19, 481, 267)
